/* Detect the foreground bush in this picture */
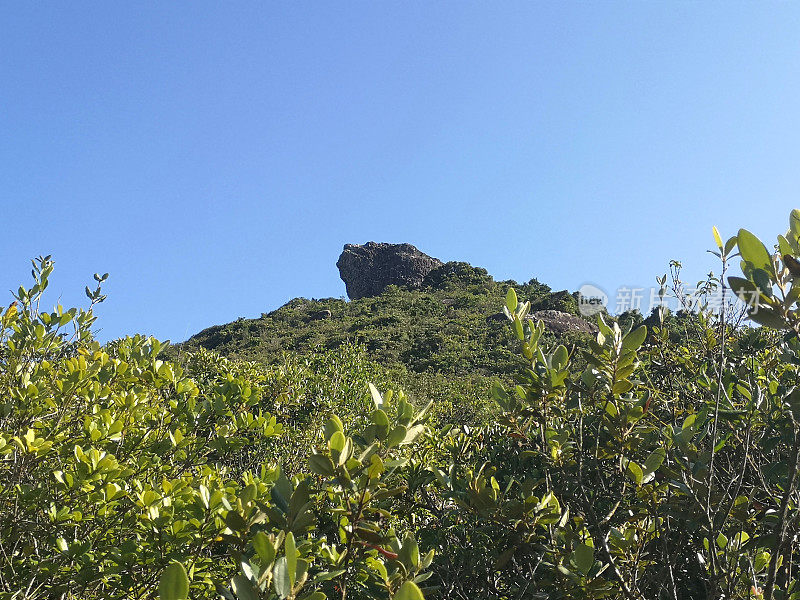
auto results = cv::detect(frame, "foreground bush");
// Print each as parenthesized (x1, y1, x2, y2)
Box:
(7, 211, 800, 599)
(0, 258, 429, 600)
(412, 213, 800, 599)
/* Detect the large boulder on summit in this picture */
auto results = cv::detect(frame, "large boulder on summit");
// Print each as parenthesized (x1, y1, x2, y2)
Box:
(337, 242, 443, 300)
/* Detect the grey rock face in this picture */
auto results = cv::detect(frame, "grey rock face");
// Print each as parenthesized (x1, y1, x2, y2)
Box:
(337, 242, 443, 300)
(528, 310, 599, 335)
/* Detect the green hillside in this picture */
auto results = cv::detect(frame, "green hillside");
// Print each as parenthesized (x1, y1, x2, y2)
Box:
(177, 261, 592, 377)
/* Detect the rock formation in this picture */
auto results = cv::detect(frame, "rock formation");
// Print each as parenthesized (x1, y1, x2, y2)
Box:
(337, 242, 443, 300)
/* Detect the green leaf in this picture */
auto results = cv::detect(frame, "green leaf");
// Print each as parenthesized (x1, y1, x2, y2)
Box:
(199, 484, 210, 509)
(402, 424, 425, 445)
(394, 581, 425, 600)
(641, 448, 666, 483)
(225, 510, 248, 532)
(336, 437, 352, 466)
(752, 269, 773, 297)
(786, 283, 800, 308)
(274, 557, 291, 599)
(506, 288, 518, 313)
(712, 226, 723, 251)
(643, 448, 666, 476)
(387, 425, 407, 448)
(779, 234, 794, 257)
(231, 574, 259, 600)
(748, 307, 787, 329)
(612, 380, 633, 396)
(252, 531, 276, 566)
(272, 472, 292, 512)
(625, 461, 643, 486)
(285, 532, 297, 589)
(791, 209, 800, 238)
(309, 453, 335, 477)
(621, 325, 647, 353)
(367, 454, 384, 479)
(159, 562, 189, 600)
(314, 570, 346, 582)
(370, 409, 390, 428)
(725, 235, 738, 255)
(369, 383, 384, 409)
(323, 415, 343, 442)
(329, 431, 345, 453)
(399, 533, 420, 569)
(370, 409, 390, 439)
(737, 228, 773, 274)
(551, 345, 568, 371)
(573, 543, 594, 576)
(727, 276, 759, 305)
(755, 551, 771, 573)
(513, 317, 524, 341)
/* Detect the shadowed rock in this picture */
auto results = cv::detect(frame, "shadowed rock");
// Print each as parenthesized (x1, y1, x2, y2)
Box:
(337, 242, 443, 300)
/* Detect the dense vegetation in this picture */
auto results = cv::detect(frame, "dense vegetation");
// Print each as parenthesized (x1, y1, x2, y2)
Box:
(177, 262, 585, 377)
(7, 212, 800, 599)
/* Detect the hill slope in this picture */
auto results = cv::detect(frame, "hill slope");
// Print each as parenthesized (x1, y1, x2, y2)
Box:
(177, 261, 594, 378)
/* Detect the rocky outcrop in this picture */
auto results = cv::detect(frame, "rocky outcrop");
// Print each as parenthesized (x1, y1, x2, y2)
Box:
(528, 310, 598, 335)
(337, 242, 443, 300)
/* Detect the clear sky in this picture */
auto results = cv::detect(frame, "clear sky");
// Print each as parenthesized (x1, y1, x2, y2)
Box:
(2, 3, 800, 343)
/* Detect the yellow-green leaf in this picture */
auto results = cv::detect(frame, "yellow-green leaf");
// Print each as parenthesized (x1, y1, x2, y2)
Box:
(395, 581, 425, 600)
(506, 288, 518, 313)
(712, 226, 723, 251)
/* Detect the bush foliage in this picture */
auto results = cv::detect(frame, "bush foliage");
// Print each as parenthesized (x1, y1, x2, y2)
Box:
(7, 212, 800, 599)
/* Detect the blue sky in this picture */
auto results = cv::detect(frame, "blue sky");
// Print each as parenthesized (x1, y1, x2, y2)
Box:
(2, 3, 800, 342)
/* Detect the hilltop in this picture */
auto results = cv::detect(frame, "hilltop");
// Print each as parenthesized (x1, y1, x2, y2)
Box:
(177, 243, 598, 378)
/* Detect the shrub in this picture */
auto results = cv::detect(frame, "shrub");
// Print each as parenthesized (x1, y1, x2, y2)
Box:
(0, 258, 429, 600)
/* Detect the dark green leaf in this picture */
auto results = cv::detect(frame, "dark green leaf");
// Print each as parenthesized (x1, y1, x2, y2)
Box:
(573, 543, 594, 576)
